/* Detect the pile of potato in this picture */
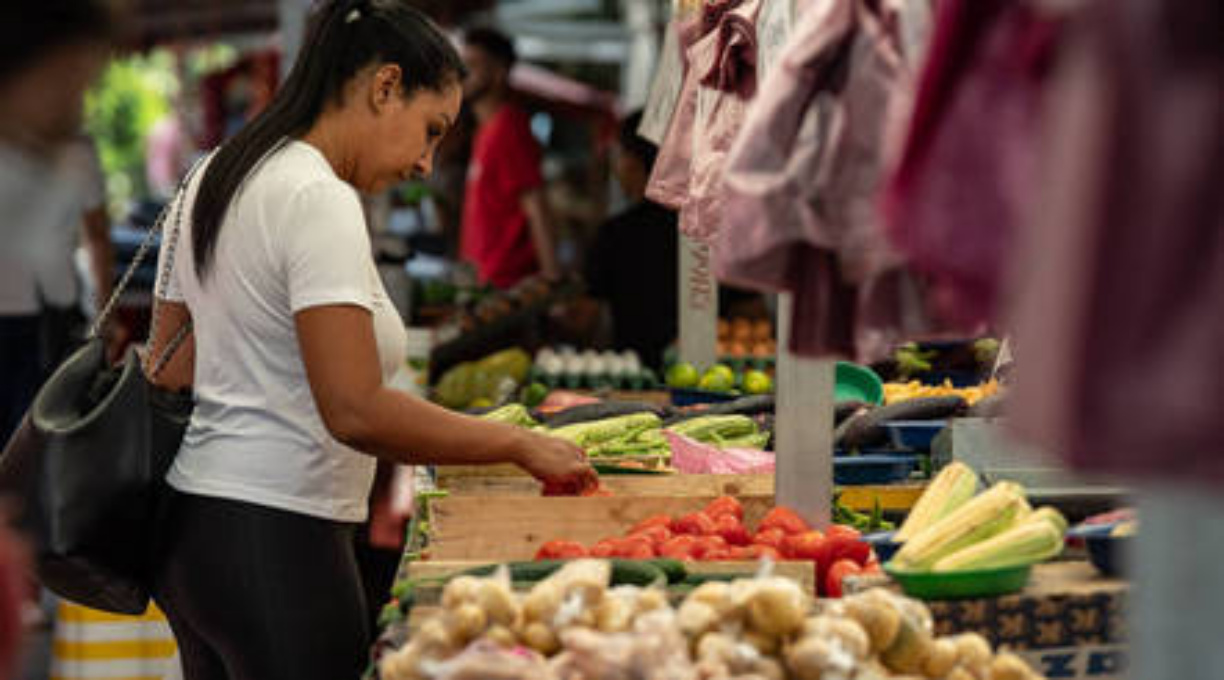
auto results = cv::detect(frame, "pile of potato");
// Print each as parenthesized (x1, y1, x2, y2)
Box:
(378, 560, 1043, 680)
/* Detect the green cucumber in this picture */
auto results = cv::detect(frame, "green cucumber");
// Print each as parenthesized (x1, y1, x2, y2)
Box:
(680, 571, 754, 586)
(460, 560, 566, 581)
(648, 559, 687, 584)
(609, 560, 666, 586)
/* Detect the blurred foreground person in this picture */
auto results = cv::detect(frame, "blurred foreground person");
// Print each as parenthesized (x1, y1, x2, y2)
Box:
(1009, 2, 1223, 679)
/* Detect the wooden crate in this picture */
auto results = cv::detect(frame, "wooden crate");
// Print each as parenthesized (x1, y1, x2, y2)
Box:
(427, 495, 776, 561)
(436, 472, 925, 514)
(440, 473, 773, 498)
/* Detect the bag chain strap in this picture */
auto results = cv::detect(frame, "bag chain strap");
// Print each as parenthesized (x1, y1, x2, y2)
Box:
(87, 157, 205, 379)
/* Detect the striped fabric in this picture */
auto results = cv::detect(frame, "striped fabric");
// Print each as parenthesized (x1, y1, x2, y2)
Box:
(50, 602, 181, 680)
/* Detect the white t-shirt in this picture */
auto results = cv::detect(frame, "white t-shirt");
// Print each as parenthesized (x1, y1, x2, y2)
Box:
(0, 138, 105, 315)
(155, 140, 408, 522)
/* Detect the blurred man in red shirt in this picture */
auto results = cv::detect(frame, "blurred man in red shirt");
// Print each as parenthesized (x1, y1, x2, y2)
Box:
(460, 27, 560, 288)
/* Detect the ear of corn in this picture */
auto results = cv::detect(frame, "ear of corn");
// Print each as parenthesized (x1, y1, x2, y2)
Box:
(931, 518, 1064, 572)
(891, 482, 1028, 570)
(1025, 506, 1069, 535)
(894, 462, 978, 542)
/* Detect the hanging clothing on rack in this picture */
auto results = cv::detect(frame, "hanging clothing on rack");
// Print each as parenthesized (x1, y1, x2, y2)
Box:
(717, 0, 931, 361)
(882, 0, 1063, 330)
(647, 0, 763, 245)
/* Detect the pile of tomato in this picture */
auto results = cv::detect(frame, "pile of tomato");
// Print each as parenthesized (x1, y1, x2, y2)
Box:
(533, 496, 881, 597)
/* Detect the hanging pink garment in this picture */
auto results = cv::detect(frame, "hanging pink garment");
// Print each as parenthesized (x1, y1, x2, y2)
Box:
(881, 0, 1062, 331)
(718, 0, 929, 360)
(1009, 0, 1224, 485)
(682, 0, 763, 244)
(646, 2, 743, 211)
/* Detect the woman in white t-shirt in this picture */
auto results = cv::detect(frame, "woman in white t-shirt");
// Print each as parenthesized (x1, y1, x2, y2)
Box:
(146, 3, 594, 678)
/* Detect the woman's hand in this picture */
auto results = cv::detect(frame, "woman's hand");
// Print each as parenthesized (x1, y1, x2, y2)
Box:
(509, 430, 598, 490)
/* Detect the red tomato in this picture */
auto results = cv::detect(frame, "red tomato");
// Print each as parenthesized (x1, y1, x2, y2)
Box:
(825, 534, 872, 567)
(610, 536, 656, 559)
(534, 540, 589, 560)
(745, 544, 783, 562)
(825, 558, 862, 598)
(723, 546, 756, 561)
(753, 527, 788, 551)
(781, 531, 828, 562)
(630, 525, 673, 548)
(826, 524, 862, 541)
(759, 507, 810, 535)
(631, 515, 674, 534)
(588, 539, 618, 559)
(703, 496, 744, 522)
(691, 535, 729, 560)
(658, 535, 700, 561)
(672, 512, 718, 536)
(712, 514, 752, 546)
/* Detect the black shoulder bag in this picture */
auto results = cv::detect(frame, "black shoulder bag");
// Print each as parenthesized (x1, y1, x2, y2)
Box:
(0, 160, 202, 614)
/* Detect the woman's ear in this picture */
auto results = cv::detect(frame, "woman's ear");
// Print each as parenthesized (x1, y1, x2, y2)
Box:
(370, 64, 403, 112)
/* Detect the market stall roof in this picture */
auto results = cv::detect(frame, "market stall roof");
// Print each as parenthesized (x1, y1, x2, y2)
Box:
(123, 0, 279, 47)
(122, 0, 498, 46)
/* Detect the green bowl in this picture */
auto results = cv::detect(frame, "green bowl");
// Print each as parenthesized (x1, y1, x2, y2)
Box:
(884, 563, 1031, 600)
(836, 361, 885, 405)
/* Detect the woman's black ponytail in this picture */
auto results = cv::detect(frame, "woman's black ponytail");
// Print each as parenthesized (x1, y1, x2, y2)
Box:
(190, 0, 465, 279)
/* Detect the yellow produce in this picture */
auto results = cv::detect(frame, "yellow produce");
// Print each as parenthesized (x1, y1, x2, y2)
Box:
(895, 462, 979, 543)
(884, 379, 1001, 406)
(892, 482, 1029, 570)
(894, 482, 1027, 570)
(1026, 506, 1069, 535)
(932, 519, 1064, 572)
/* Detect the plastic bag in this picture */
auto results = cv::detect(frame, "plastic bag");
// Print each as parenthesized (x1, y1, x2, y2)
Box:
(427, 640, 555, 680)
(665, 432, 775, 474)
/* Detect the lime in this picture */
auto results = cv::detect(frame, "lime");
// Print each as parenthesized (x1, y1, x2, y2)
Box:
(666, 362, 700, 389)
(706, 364, 735, 383)
(521, 382, 549, 409)
(698, 369, 735, 393)
(742, 370, 774, 395)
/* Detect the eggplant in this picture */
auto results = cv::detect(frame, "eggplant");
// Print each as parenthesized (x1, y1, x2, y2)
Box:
(863, 395, 968, 425)
(835, 411, 890, 451)
(835, 400, 871, 425)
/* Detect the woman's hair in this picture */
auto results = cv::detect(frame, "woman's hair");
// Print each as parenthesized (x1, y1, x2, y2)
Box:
(0, 0, 115, 86)
(191, 0, 465, 278)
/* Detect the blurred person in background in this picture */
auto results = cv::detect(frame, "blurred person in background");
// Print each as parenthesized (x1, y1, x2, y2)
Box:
(584, 111, 678, 369)
(0, 0, 114, 448)
(0, 2, 117, 678)
(459, 27, 561, 287)
(42, 134, 118, 373)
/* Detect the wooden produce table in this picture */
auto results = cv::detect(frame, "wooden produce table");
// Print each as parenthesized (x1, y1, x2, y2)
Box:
(435, 471, 926, 514)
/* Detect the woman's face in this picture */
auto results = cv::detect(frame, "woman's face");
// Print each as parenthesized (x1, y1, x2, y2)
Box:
(359, 69, 462, 193)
